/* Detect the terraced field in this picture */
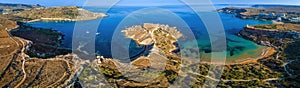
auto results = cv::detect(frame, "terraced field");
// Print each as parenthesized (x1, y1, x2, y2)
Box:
(0, 15, 77, 87)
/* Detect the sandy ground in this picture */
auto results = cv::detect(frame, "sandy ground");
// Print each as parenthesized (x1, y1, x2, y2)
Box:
(196, 47, 277, 65)
(236, 47, 276, 64)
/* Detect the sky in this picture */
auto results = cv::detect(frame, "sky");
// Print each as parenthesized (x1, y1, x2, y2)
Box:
(0, 0, 299, 7)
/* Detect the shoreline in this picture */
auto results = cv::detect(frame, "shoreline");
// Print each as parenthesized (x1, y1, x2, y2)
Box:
(26, 16, 108, 23)
(197, 47, 276, 65)
(233, 47, 276, 64)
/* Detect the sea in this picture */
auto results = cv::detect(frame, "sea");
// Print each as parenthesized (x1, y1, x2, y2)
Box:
(27, 4, 272, 62)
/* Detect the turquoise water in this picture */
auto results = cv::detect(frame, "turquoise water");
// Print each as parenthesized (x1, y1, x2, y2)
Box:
(27, 5, 272, 61)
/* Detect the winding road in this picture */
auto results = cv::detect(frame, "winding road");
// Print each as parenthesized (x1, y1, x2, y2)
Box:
(283, 59, 298, 76)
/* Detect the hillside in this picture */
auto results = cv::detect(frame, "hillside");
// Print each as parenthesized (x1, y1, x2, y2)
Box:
(14, 6, 107, 21)
(0, 3, 42, 9)
(253, 24, 300, 32)
(217, 6, 300, 23)
(0, 16, 18, 30)
(0, 14, 78, 88)
(252, 4, 300, 9)
(0, 3, 43, 14)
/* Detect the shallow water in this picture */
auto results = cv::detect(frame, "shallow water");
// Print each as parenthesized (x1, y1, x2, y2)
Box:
(27, 5, 272, 62)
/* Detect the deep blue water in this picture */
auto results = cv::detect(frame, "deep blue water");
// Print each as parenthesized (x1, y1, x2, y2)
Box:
(27, 5, 272, 61)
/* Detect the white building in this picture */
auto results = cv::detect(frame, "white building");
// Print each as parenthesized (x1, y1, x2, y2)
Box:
(276, 13, 286, 17)
(290, 18, 300, 22)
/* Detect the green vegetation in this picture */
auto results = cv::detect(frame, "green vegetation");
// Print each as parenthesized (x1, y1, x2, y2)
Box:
(218, 80, 275, 87)
(99, 66, 122, 78)
(283, 40, 300, 59)
(254, 25, 277, 29)
(290, 22, 300, 24)
(14, 6, 80, 20)
(164, 70, 178, 83)
(253, 24, 300, 31)
(280, 77, 300, 87)
(221, 64, 284, 80)
(37, 29, 61, 35)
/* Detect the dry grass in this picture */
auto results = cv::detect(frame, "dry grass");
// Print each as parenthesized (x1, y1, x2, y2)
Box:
(14, 6, 79, 20)
(22, 59, 45, 87)
(0, 38, 19, 56)
(0, 56, 13, 77)
(0, 16, 20, 56)
(20, 59, 73, 87)
(131, 56, 151, 68)
(0, 11, 76, 87)
(0, 16, 17, 30)
(29, 60, 69, 87)
(254, 23, 300, 31)
(0, 30, 10, 38)
(0, 55, 23, 87)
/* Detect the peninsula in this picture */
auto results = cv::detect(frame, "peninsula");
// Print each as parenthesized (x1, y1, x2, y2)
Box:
(0, 3, 107, 87)
(14, 6, 107, 22)
(217, 5, 300, 23)
(87, 23, 183, 87)
(0, 2, 300, 87)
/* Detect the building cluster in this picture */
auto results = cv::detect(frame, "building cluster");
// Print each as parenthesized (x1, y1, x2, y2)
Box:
(290, 17, 300, 22)
(0, 9, 25, 14)
(258, 12, 286, 21)
(258, 12, 300, 23)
